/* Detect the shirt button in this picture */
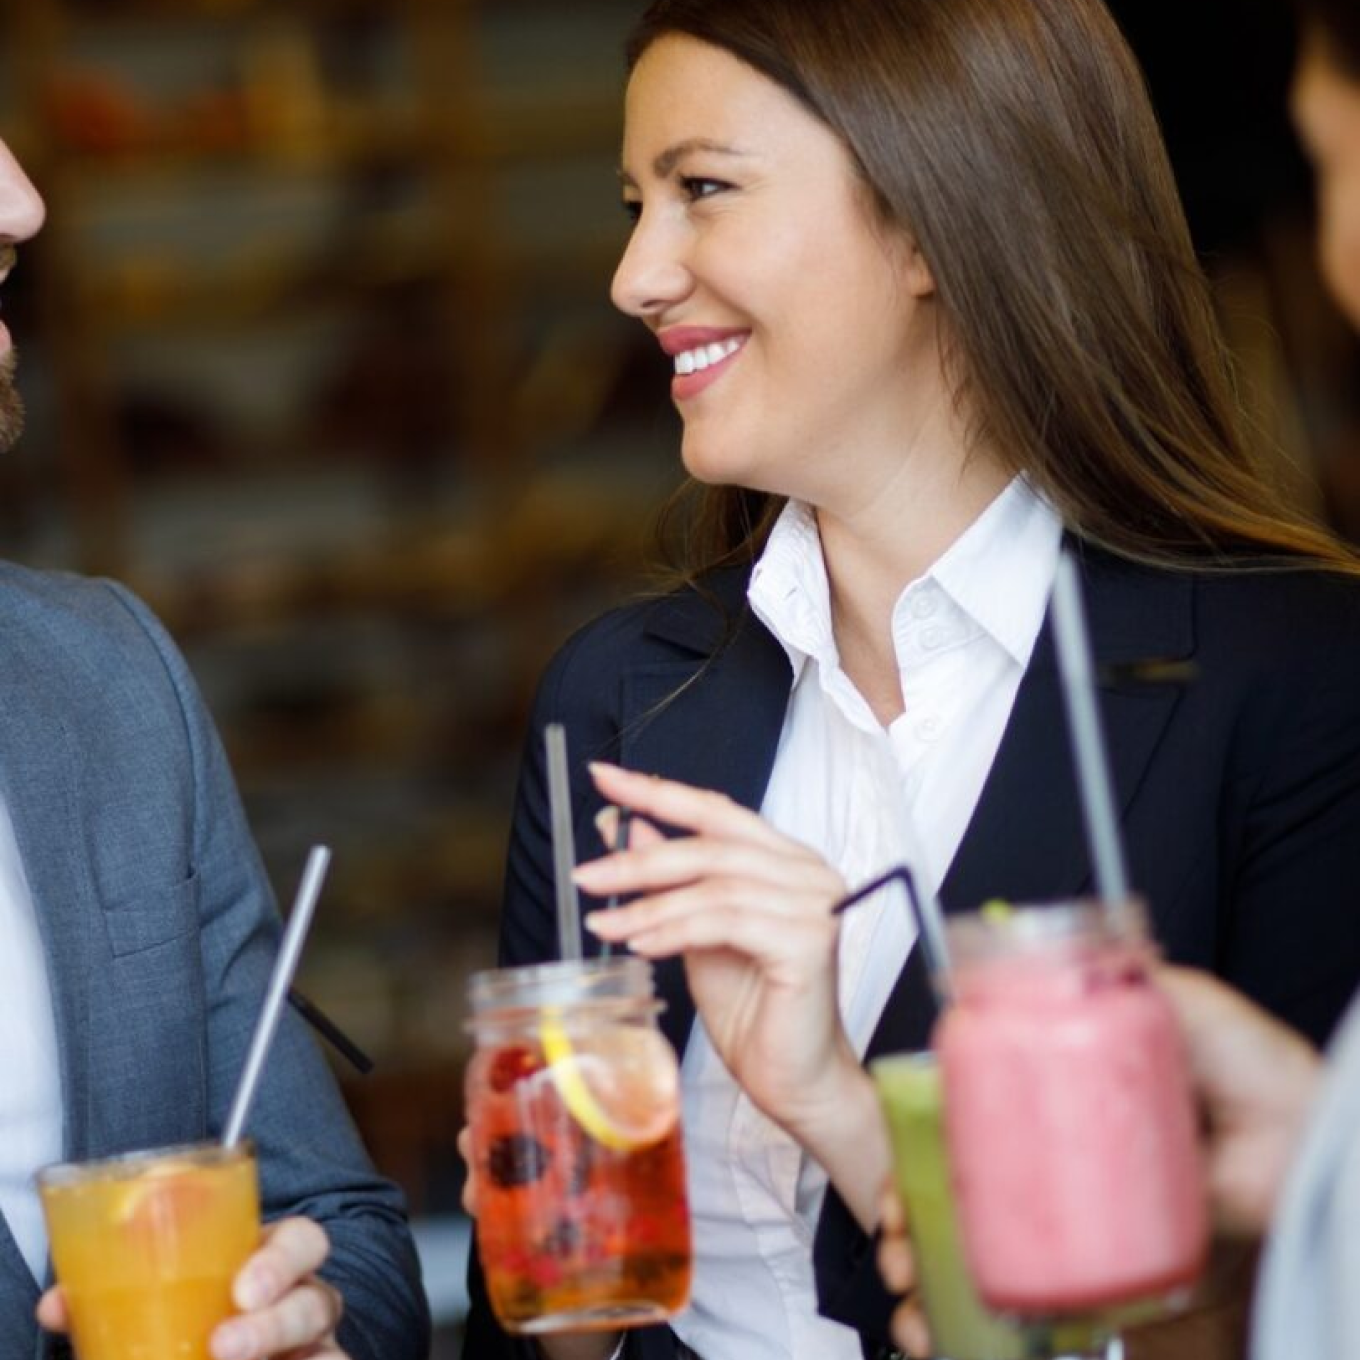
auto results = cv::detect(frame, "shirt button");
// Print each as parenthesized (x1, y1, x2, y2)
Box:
(911, 594, 936, 619)
(917, 715, 942, 740)
(921, 625, 943, 649)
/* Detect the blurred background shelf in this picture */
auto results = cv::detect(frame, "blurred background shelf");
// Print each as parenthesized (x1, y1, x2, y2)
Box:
(0, 0, 673, 1147)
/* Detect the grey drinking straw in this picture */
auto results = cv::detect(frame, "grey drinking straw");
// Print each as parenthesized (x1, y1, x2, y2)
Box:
(545, 723, 583, 962)
(1049, 549, 1132, 905)
(222, 844, 332, 1149)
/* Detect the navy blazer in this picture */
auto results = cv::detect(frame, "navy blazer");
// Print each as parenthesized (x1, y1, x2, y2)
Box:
(0, 566, 430, 1360)
(466, 544, 1360, 1358)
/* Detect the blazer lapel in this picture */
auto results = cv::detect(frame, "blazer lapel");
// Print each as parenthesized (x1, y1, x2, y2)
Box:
(0, 643, 95, 1169)
(0, 636, 97, 1339)
(618, 577, 792, 1052)
(867, 549, 1195, 1060)
(942, 546, 1193, 909)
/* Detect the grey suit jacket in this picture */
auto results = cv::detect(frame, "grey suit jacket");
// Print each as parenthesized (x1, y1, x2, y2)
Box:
(0, 564, 430, 1360)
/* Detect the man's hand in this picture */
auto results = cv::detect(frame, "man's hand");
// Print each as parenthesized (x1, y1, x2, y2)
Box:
(37, 1217, 347, 1359)
(1158, 966, 1323, 1237)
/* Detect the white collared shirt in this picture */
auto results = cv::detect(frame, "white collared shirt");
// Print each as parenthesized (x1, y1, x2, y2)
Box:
(670, 477, 1062, 1360)
(0, 794, 62, 1284)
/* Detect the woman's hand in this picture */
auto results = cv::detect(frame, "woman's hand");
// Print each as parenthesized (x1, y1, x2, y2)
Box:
(457, 1125, 481, 1218)
(575, 762, 889, 1227)
(38, 1217, 346, 1360)
(877, 1182, 931, 1356)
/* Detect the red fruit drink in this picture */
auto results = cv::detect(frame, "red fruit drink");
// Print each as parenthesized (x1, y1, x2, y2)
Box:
(935, 901, 1206, 1315)
(466, 957, 691, 1335)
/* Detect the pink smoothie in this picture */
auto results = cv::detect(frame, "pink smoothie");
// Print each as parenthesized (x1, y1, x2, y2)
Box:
(935, 908, 1206, 1315)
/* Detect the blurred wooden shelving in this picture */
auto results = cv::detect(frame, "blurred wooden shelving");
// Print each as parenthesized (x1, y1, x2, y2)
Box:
(1, 0, 674, 1202)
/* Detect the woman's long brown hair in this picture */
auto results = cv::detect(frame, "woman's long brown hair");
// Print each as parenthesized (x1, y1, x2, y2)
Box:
(627, 0, 1359, 584)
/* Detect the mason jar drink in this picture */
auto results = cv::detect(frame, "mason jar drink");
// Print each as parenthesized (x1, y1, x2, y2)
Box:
(38, 1141, 260, 1360)
(466, 956, 691, 1334)
(934, 901, 1206, 1316)
(872, 1052, 1030, 1359)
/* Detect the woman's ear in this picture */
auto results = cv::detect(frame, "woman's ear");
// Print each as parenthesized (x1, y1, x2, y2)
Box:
(899, 237, 936, 299)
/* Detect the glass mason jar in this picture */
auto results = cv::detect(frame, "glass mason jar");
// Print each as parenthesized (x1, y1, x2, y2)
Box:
(933, 901, 1207, 1317)
(465, 956, 691, 1335)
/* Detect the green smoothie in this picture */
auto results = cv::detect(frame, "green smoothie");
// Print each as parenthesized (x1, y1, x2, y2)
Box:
(873, 1052, 1123, 1360)
(872, 1052, 1028, 1359)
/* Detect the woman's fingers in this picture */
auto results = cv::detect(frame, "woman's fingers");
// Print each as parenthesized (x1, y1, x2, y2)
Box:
(587, 882, 835, 963)
(588, 762, 789, 850)
(890, 1294, 933, 1358)
(594, 806, 666, 851)
(583, 868, 836, 936)
(575, 832, 835, 903)
(876, 1184, 916, 1294)
(457, 1127, 480, 1218)
(877, 1181, 930, 1356)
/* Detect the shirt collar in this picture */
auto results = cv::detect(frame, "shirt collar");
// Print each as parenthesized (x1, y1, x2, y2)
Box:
(749, 478, 1062, 677)
(747, 500, 828, 681)
(923, 476, 1062, 667)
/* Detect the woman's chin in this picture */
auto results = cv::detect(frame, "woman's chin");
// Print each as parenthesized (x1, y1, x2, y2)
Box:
(679, 441, 769, 493)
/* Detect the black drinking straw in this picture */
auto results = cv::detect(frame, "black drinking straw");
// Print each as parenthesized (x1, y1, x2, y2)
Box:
(832, 862, 952, 1003)
(287, 988, 374, 1074)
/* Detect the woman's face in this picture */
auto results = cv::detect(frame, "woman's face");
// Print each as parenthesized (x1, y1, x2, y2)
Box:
(611, 34, 941, 507)
(1293, 37, 1360, 329)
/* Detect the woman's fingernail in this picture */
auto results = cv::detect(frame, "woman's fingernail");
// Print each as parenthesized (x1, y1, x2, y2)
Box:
(212, 1322, 253, 1360)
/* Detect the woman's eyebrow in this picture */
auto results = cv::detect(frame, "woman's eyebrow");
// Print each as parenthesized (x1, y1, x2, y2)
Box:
(618, 138, 752, 187)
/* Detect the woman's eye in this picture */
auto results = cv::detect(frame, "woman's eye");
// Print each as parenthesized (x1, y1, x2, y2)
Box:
(680, 176, 729, 202)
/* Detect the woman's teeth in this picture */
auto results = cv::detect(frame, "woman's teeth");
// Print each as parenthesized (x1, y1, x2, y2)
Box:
(675, 336, 742, 376)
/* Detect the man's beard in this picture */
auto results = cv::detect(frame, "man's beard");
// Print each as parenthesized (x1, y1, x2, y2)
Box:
(0, 349, 24, 453)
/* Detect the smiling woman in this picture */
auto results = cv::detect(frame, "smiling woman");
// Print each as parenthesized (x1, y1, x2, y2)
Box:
(461, 2, 1360, 1359)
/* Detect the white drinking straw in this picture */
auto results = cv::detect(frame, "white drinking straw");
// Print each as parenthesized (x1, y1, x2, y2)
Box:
(222, 845, 332, 1149)
(545, 723, 583, 961)
(1049, 550, 1131, 905)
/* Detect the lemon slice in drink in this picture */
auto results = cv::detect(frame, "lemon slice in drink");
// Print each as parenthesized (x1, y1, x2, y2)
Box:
(113, 1162, 207, 1230)
(540, 1014, 680, 1152)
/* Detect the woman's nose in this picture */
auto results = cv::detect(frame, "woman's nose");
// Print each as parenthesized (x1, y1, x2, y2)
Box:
(610, 210, 692, 320)
(0, 140, 47, 244)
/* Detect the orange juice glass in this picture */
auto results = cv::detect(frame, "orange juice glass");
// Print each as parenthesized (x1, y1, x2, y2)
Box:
(37, 1141, 260, 1360)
